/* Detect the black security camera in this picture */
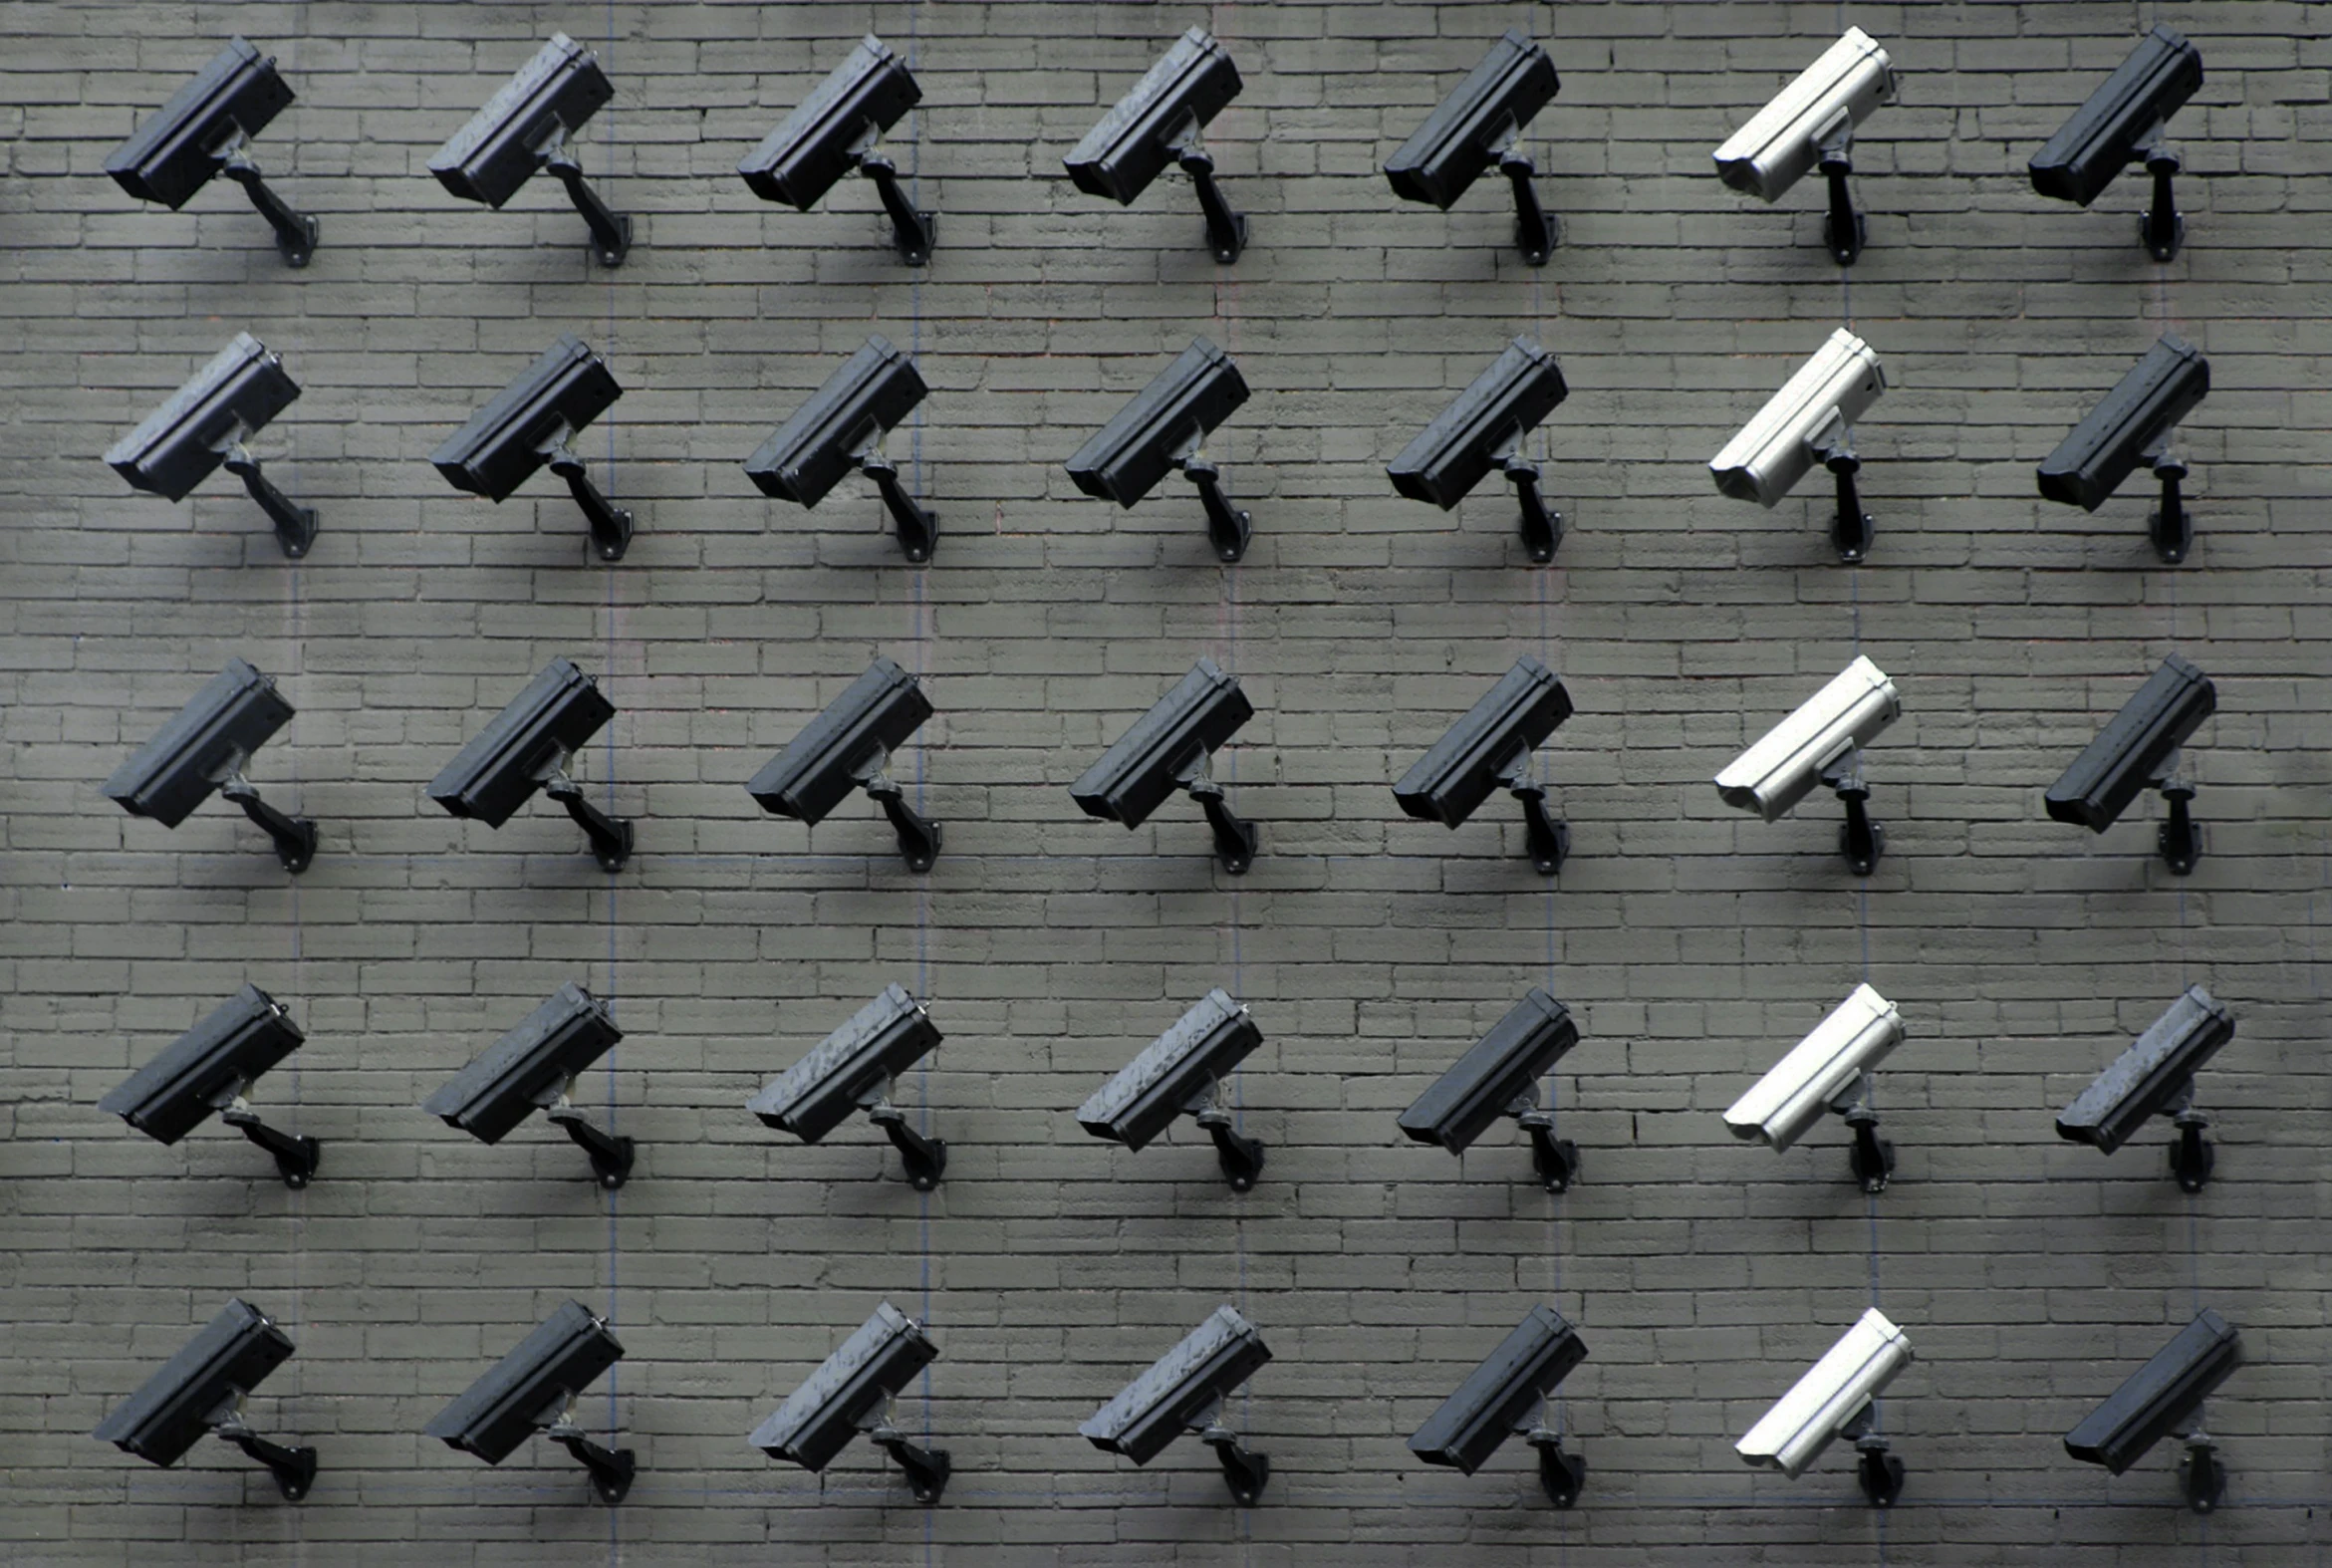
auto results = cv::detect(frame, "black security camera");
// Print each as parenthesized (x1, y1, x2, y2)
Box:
(748, 983, 947, 1190)
(424, 1300, 634, 1504)
(100, 983, 319, 1188)
(2030, 26, 2204, 262)
(1394, 655, 1573, 873)
(1066, 26, 1248, 263)
(425, 656, 632, 871)
(422, 982, 634, 1188)
(2037, 334, 2209, 564)
(430, 336, 635, 563)
(750, 1301, 950, 1504)
(2057, 984, 2234, 1192)
(2044, 653, 2214, 875)
(1071, 658, 1258, 873)
(1385, 28, 1562, 265)
(1077, 988, 1266, 1191)
(1408, 1305, 1590, 1507)
(428, 33, 632, 266)
(105, 332, 318, 559)
(738, 35, 934, 265)
(747, 656, 940, 871)
(2064, 1310, 2240, 1513)
(93, 1298, 316, 1501)
(1398, 989, 1581, 1191)
(745, 336, 936, 562)
(105, 36, 317, 266)
(1388, 337, 1570, 561)
(1066, 337, 1255, 562)
(103, 657, 316, 873)
(1080, 1306, 1272, 1505)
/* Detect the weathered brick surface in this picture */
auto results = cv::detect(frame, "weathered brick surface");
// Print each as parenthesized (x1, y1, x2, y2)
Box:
(2, 1, 2327, 1561)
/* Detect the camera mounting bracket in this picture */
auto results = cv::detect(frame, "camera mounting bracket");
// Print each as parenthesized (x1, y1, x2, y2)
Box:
(1829, 1070, 1895, 1192)
(1491, 748, 1570, 876)
(1841, 1405, 1905, 1506)
(2158, 1078, 2214, 1191)
(533, 125, 632, 267)
(849, 750, 942, 872)
(2135, 125, 2186, 263)
(1166, 120, 1248, 264)
(211, 1085, 322, 1188)
(1816, 749, 1885, 876)
(1184, 1077, 1265, 1192)
(1520, 1421, 1585, 1508)
(1168, 431, 1252, 563)
(536, 424, 635, 563)
(539, 1084, 637, 1189)
(2147, 749, 2202, 875)
(210, 751, 317, 874)
(2140, 434, 2193, 564)
(1504, 1092, 1580, 1192)
(1171, 751, 1258, 875)
(1194, 1412, 1270, 1505)
(861, 1082, 948, 1191)
(1814, 109, 1866, 266)
(2177, 1430, 2225, 1512)
(543, 1403, 636, 1505)
(1490, 430, 1564, 563)
(211, 428, 319, 558)
(1489, 123, 1561, 266)
(860, 1397, 952, 1503)
(1808, 411, 1875, 564)
(207, 1400, 318, 1501)
(207, 130, 318, 267)
(849, 430, 938, 563)
(846, 122, 937, 266)
(537, 751, 634, 872)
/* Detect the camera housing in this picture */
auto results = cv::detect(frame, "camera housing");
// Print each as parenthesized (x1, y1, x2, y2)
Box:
(105, 331, 318, 558)
(1079, 1305, 1272, 1504)
(738, 35, 933, 265)
(105, 36, 318, 265)
(2057, 984, 2234, 1192)
(100, 983, 319, 1187)
(747, 655, 940, 870)
(1723, 983, 1904, 1192)
(1708, 328, 1887, 561)
(1065, 26, 1249, 263)
(2044, 653, 2214, 875)
(1384, 28, 1563, 265)
(424, 1299, 634, 1505)
(1077, 988, 1266, 1191)
(429, 33, 632, 265)
(2064, 1310, 2239, 1512)
(1713, 654, 1899, 875)
(422, 982, 635, 1189)
(749, 1300, 949, 1504)
(1065, 337, 1255, 562)
(2036, 334, 2210, 564)
(425, 656, 632, 871)
(93, 1297, 315, 1501)
(1407, 1304, 1590, 1507)
(748, 983, 947, 1190)
(430, 336, 635, 563)
(745, 335, 936, 562)
(1388, 338, 1571, 561)
(1736, 1307, 1914, 1505)
(1712, 27, 1898, 264)
(1397, 988, 1582, 1191)
(1393, 655, 1574, 874)
(1071, 658, 1258, 873)
(2030, 26, 2203, 261)
(103, 657, 317, 874)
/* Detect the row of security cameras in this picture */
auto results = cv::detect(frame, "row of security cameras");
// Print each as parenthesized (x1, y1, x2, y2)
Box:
(93, 1292, 2244, 1514)
(110, 25, 2206, 275)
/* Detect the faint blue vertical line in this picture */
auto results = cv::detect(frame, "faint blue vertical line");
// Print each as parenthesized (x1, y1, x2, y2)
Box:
(602, 4, 621, 1551)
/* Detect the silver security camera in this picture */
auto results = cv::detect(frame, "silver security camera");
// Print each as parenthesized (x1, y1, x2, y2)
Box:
(2030, 25, 2204, 262)
(1065, 337, 1255, 563)
(1407, 1304, 1589, 1507)
(429, 336, 635, 563)
(1723, 982, 1905, 1192)
(745, 335, 936, 563)
(425, 656, 633, 871)
(1712, 654, 1900, 875)
(105, 331, 318, 558)
(105, 37, 318, 265)
(2043, 653, 2214, 875)
(93, 1297, 316, 1501)
(422, 982, 635, 1189)
(1709, 328, 1887, 561)
(1712, 28, 1899, 265)
(747, 655, 939, 871)
(1387, 338, 1571, 562)
(1384, 28, 1563, 265)
(103, 657, 317, 873)
(1397, 988, 1582, 1190)
(99, 983, 318, 1188)
(1070, 658, 1258, 873)
(2064, 1310, 2240, 1513)
(1393, 655, 1574, 873)
(749, 1300, 949, 1504)
(428, 34, 632, 266)
(1077, 988, 1266, 1192)
(747, 983, 947, 1190)
(738, 35, 934, 265)
(1736, 1307, 1913, 1505)
(2057, 984, 2234, 1193)
(1079, 1305, 1272, 1505)
(1065, 26, 1249, 263)
(424, 1299, 634, 1504)
(2036, 334, 2209, 564)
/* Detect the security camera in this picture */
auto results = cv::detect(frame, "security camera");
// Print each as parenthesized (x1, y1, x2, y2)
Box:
(104, 36, 318, 266)
(1387, 338, 1571, 562)
(749, 1300, 949, 1504)
(422, 982, 635, 1189)
(1065, 337, 1256, 563)
(425, 656, 633, 871)
(744, 335, 936, 563)
(2043, 653, 2214, 875)
(1392, 655, 1574, 874)
(428, 33, 632, 266)
(1077, 988, 1266, 1192)
(1397, 988, 1581, 1191)
(1384, 28, 1563, 265)
(2030, 26, 2204, 262)
(104, 332, 319, 558)
(99, 983, 319, 1188)
(102, 657, 317, 873)
(1065, 26, 1249, 263)
(1070, 658, 1259, 874)
(748, 983, 947, 1190)
(1079, 1305, 1272, 1505)
(1723, 983, 1905, 1193)
(1712, 27, 1899, 265)
(1407, 1305, 1589, 1507)
(424, 1299, 634, 1505)
(738, 35, 934, 265)
(1713, 654, 1899, 875)
(2057, 984, 2234, 1193)
(429, 335, 636, 563)
(1736, 1307, 1913, 1506)
(92, 1297, 316, 1501)
(2036, 333, 2209, 564)
(2064, 1310, 2240, 1514)
(747, 655, 940, 871)
(1709, 328, 1887, 562)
